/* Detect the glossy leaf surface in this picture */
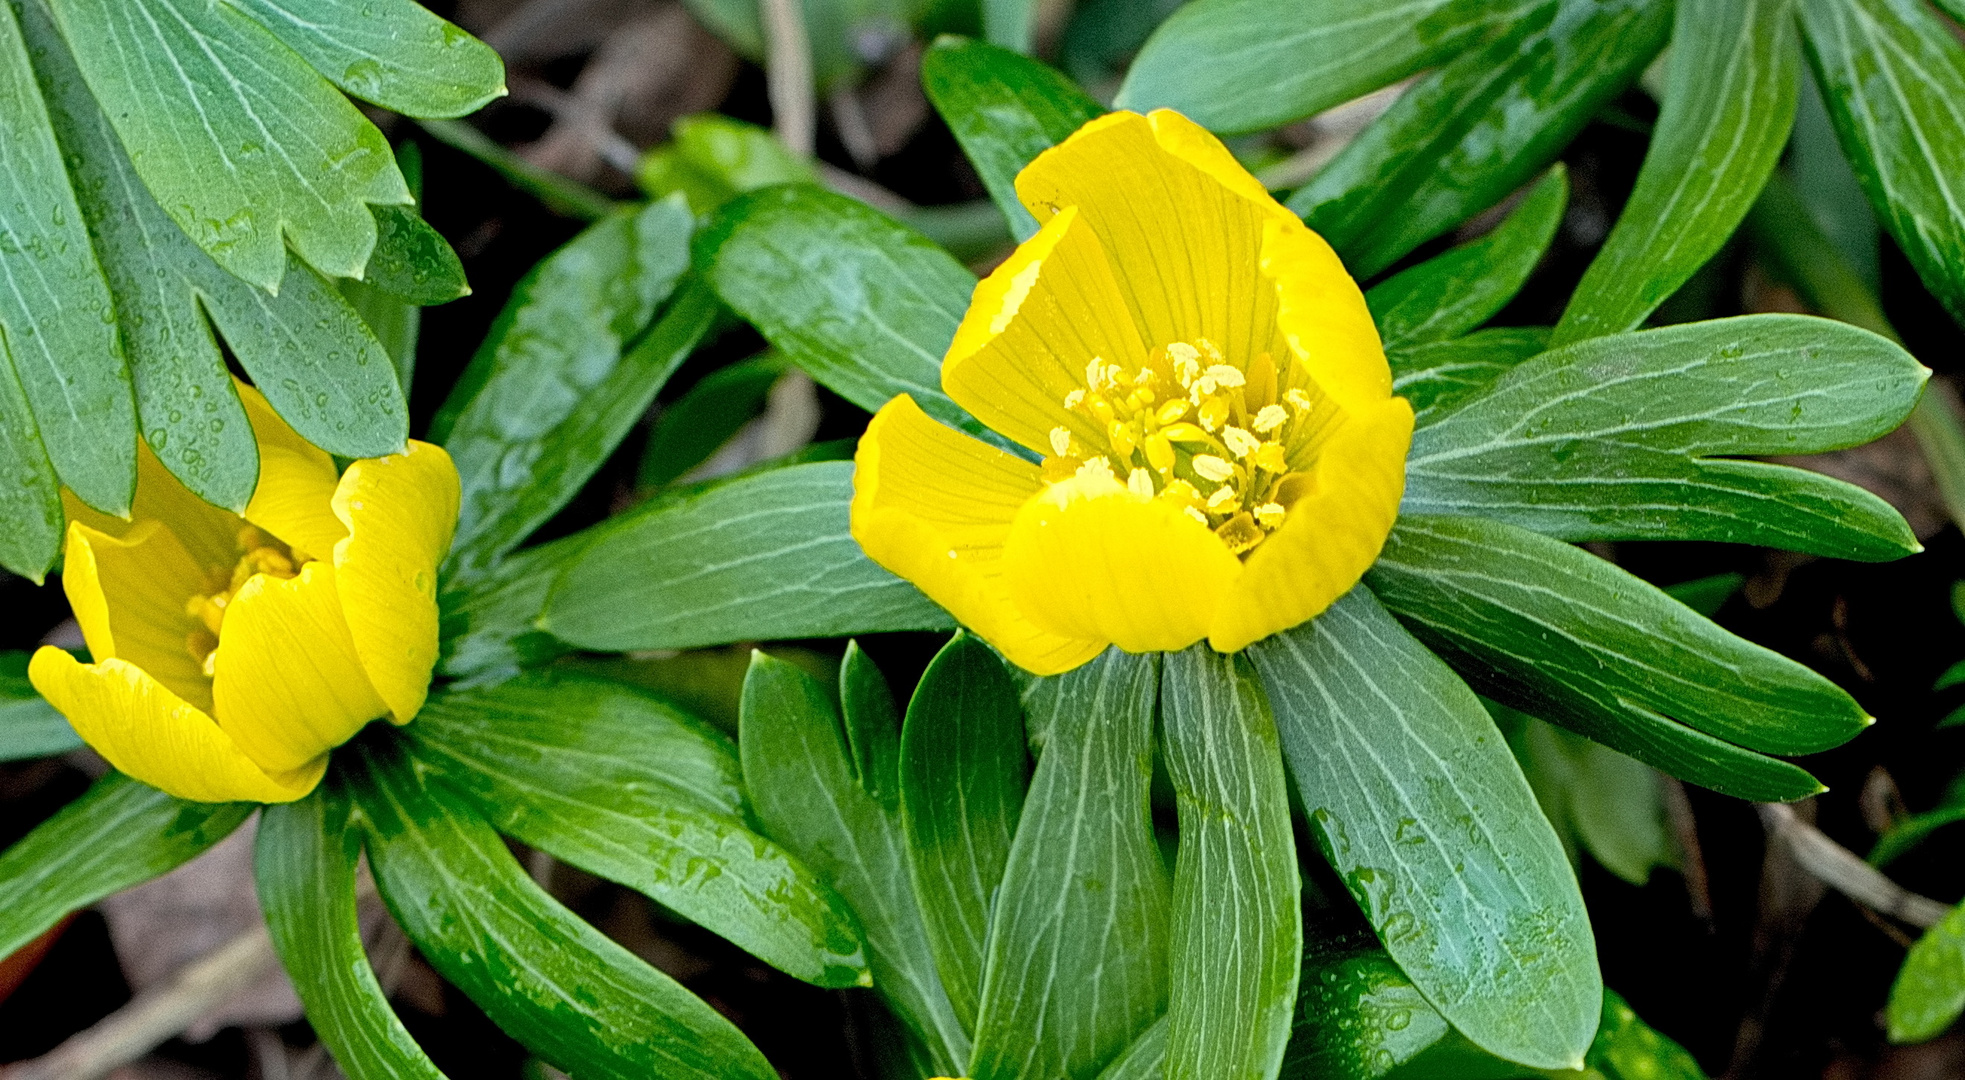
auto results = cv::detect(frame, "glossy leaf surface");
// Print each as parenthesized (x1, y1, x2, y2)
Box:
(0, 651, 79, 761)
(1889, 901, 1965, 1043)
(436, 533, 584, 682)
(1279, 926, 1452, 1079)
(1392, 327, 1550, 426)
(226, 0, 505, 118)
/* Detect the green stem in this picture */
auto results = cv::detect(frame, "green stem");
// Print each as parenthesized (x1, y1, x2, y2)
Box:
(414, 118, 620, 222)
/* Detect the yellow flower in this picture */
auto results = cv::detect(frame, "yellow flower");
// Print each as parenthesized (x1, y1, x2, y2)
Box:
(29, 386, 460, 803)
(851, 110, 1413, 676)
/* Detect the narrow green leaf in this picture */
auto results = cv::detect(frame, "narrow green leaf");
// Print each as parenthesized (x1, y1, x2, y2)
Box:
(698, 185, 989, 440)
(1159, 648, 1300, 1080)
(1791, 72, 1882, 291)
(257, 785, 448, 1080)
(1500, 706, 1675, 887)
(348, 738, 778, 1080)
(739, 651, 970, 1074)
(1404, 314, 1927, 560)
(0, 651, 79, 761)
(1367, 167, 1567, 351)
(921, 37, 1105, 242)
(1799, 0, 1965, 329)
(638, 353, 788, 489)
(1889, 905, 1965, 1044)
(434, 197, 697, 578)
(1279, 925, 1453, 1080)
(0, 358, 61, 579)
(1096, 1016, 1168, 1080)
(46, 0, 412, 290)
(0, 772, 252, 960)
(1367, 515, 1840, 798)
(1557, 0, 1800, 344)
(1248, 586, 1600, 1072)
(1666, 571, 1746, 618)
(1116, 0, 1519, 135)
(970, 649, 1169, 1080)
(841, 641, 903, 810)
(0, 0, 133, 516)
(1873, 802, 1965, 868)
(544, 461, 954, 651)
(898, 631, 1031, 1036)
(1391, 326, 1549, 425)
(224, 0, 506, 118)
(436, 532, 583, 682)
(405, 672, 871, 989)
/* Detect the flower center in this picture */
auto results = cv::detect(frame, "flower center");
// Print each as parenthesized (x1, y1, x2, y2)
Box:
(183, 526, 308, 676)
(1041, 338, 1333, 556)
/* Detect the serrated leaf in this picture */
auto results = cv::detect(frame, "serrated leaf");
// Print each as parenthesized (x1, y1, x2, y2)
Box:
(0, 772, 252, 961)
(1367, 514, 1841, 799)
(405, 671, 872, 988)
(1888, 902, 1965, 1043)
(1556, 0, 1800, 345)
(1404, 314, 1926, 560)
(257, 785, 448, 1080)
(1116, 0, 1520, 136)
(921, 37, 1104, 242)
(1799, 0, 1965, 330)
(1392, 326, 1549, 424)
(1367, 167, 1566, 351)
(0, 650, 79, 761)
(347, 737, 778, 1080)
(433, 197, 697, 578)
(739, 651, 971, 1074)
(638, 353, 788, 489)
(224, 0, 505, 118)
(1159, 648, 1299, 1080)
(544, 461, 954, 651)
(969, 649, 1169, 1080)
(46, 0, 411, 290)
(1248, 587, 1600, 1071)
(698, 185, 991, 441)
(0, 0, 133, 517)
(898, 631, 1031, 1036)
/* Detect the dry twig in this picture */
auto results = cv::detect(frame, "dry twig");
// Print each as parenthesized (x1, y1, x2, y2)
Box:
(1757, 802, 1950, 928)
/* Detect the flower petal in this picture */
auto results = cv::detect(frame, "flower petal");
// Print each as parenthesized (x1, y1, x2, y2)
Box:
(211, 561, 388, 774)
(1014, 109, 1297, 368)
(853, 395, 1104, 676)
(331, 441, 459, 724)
(943, 204, 1150, 455)
(63, 445, 245, 571)
(238, 383, 348, 561)
(29, 648, 322, 803)
(1263, 215, 1391, 414)
(1209, 398, 1415, 653)
(1003, 466, 1243, 655)
(61, 521, 216, 712)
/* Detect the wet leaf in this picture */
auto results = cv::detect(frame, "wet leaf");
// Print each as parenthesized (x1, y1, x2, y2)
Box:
(225, 0, 505, 118)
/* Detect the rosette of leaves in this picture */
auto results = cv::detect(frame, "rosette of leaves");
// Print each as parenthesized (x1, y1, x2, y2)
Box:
(529, 40, 1926, 1077)
(0, 0, 496, 580)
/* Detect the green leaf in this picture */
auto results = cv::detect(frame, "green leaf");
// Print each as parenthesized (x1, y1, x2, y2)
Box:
(46, 0, 412, 291)
(1367, 167, 1567, 351)
(1500, 707, 1675, 887)
(1665, 571, 1746, 618)
(1798, 0, 1965, 329)
(433, 197, 697, 578)
(223, 0, 505, 118)
(898, 631, 1031, 1036)
(1279, 926, 1453, 1080)
(921, 37, 1105, 242)
(0, 363, 60, 579)
(841, 640, 904, 810)
(1556, 0, 1800, 345)
(1159, 648, 1300, 1080)
(1585, 990, 1709, 1080)
(1295, 0, 1670, 279)
(415, 117, 619, 222)
(361, 203, 470, 306)
(1889, 906, 1965, 1044)
(544, 461, 954, 651)
(0, 0, 133, 518)
(1116, 0, 1516, 136)
(436, 533, 583, 683)
(1790, 71, 1882, 291)
(1247, 587, 1599, 1072)
(404, 671, 871, 989)
(1404, 315, 1926, 560)
(1096, 1016, 1168, 1080)
(634, 113, 818, 216)
(1366, 514, 1841, 799)
(1870, 774, 1965, 867)
(0, 651, 79, 761)
(347, 738, 778, 1080)
(257, 785, 448, 1080)
(983, 0, 1033, 51)
(0, 772, 252, 961)
(1392, 327, 1549, 425)
(970, 649, 1169, 1080)
(638, 353, 788, 489)
(698, 185, 990, 440)
(739, 651, 970, 1074)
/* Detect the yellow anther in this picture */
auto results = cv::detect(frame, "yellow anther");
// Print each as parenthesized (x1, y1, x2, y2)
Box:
(1215, 512, 1263, 554)
(1223, 426, 1260, 459)
(1144, 432, 1176, 473)
(1155, 399, 1189, 425)
(1197, 397, 1230, 431)
(1042, 455, 1082, 483)
(1252, 404, 1289, 433)
(1255, 502, 1287, 529)
(1127, 467, 1155, 499)
(1159, 422, 1211, 444)
(1193, 455, 1235, 483)
(1206, 484, 1238, 510)
(1252, 443, 1290, 474)
(1204, 364, 1245, 388)
(1184, 506, 1210, 527)
(1285, 388, 1315, 412)
(1162, 478, 1202, 503)
(1088, 396, 1116, 425)
(1109, 420, 1138, 459)
(1049, 426, 1073, 457)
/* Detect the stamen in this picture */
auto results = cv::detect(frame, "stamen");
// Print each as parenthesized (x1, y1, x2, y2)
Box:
(1255, 502, 1287, 529)
(1222, 427, 1260, 459)
(1184, 506, 1209, 526)
(1063, 389, 1084, 410)
(1285, 388, 1315, 413)
(1155, 399, 1189, 425)
(1252, 404, 1289, 434)
(1204, 364, 1245, 389)
(1192, 455, 1234, 483)
(1206, 485, 1238, 510)
(1049, 426, 1073, 457)
(1127, 468, 1155, 499)
(1251, 443, 1290, 474)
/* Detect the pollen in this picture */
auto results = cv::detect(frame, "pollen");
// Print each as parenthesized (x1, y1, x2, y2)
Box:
(1127, 467, 1155, 499)
(1192, 454, 1235, 483)
(1255, 502, 1287, 528)
(1222, 426, 1260, 459)
(184, 528, 307, 675)
(1253, 404, 1288, 433)
(1049, 426, 1073, 456)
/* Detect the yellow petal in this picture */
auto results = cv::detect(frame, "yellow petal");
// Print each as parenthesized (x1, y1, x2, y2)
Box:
(330, 441, 459, 724)
(1209, 398, 1414, 652)
(63, 444, 247, 571)
(1263, 215, 1391, 414)
(60, 521, 216, 712)
(852, 396, 1105, 676)
(1014, 109, 1296, 371)
(1002, 464, 1243, 655)
(210, 561, 389, 774)
(237, 383, 348, 561)
(943, 204, 1149, 456)
(29, 648, 322, 803)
